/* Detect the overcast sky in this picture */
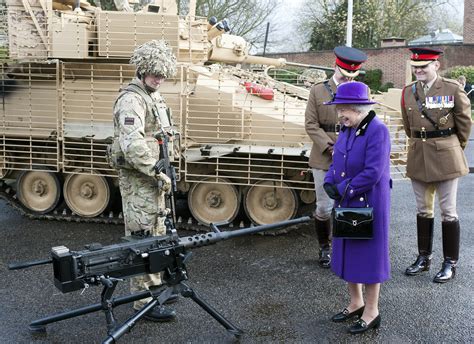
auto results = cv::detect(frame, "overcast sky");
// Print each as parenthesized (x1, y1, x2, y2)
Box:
(264, 0, 465, 54)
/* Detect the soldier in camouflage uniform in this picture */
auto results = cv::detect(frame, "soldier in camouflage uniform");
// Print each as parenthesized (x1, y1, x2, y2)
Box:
(111, 40, 177, 321)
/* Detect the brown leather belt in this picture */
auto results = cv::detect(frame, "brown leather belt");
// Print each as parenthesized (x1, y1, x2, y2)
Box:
(320, 123, 341, 133)
(412, 128, 456, 139)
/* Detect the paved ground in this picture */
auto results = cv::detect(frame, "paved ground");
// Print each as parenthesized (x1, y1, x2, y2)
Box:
(1, 149, 473, 343)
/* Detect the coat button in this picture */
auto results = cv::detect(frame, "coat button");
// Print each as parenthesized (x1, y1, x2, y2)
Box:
(341, 172, 345, 177)
(350, 189, 354, 194)
(359, 197, 364, 201)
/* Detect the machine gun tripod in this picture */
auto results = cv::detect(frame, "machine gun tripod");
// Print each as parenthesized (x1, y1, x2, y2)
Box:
(28, 264, 242, 343)
(9, 216, 311, 343)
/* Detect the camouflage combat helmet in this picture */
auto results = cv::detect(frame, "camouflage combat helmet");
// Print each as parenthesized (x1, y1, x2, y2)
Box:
(130, 40, 177, 78)
(298, 69, 326, 85)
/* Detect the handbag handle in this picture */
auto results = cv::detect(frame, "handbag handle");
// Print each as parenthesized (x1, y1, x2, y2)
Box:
(337, 183, 370, 208)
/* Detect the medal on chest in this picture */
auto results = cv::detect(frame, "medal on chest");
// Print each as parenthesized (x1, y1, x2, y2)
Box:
(425, 95, 454, 109)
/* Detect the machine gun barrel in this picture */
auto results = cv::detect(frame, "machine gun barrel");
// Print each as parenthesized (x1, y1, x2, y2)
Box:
(179, 216, 311, 248)
(9, 216, 312, 294)
(8, 258, 53, 270)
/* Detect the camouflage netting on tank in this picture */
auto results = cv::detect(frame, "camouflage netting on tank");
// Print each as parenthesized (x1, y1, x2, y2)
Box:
(130, 40, 177, 78)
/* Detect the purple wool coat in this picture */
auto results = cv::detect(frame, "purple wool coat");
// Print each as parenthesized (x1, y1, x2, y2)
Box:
(324, 112, 391, 284)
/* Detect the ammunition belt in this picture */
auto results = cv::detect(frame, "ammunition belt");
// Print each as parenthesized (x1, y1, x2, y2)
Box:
(412, 128, 456, 139)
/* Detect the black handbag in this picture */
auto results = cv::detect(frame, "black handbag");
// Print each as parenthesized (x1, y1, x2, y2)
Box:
(332, 190, 373, 240)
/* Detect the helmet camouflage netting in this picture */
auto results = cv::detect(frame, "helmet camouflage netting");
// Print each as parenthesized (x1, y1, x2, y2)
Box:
(130, 40, 177, 78)
(299, 69, 326, 84)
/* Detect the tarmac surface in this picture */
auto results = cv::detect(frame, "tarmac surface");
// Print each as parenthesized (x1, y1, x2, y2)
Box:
(1, 136, 474, 343)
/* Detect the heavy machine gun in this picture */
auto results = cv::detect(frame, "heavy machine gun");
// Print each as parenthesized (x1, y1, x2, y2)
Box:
(9, 216, 311, 343)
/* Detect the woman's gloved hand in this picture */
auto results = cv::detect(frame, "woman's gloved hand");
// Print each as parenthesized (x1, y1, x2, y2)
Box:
(323, 183, 341, 200)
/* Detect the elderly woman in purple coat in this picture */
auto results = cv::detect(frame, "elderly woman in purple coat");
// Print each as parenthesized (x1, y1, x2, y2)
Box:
(323, 81, 391, 334)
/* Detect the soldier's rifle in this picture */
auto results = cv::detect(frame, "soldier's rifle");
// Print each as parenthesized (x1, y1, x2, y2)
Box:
(154, 130, 178, 224)
(8, 215, 311, 343)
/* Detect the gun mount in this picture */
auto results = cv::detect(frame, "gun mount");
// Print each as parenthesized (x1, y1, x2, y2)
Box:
(8, 216, 312, 343)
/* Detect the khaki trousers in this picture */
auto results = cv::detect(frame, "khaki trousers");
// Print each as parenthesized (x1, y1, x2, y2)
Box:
(411, 178, 459, 221)
(312, 168, 334, 221)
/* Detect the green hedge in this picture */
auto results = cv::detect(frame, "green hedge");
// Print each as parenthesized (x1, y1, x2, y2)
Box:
(443, 66, 474, 84)
(357, 69, 393, 92)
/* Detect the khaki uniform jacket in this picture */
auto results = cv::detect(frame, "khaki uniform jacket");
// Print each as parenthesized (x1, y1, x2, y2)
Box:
(305, 78, 339, 170)
(401, 76, 472, 183)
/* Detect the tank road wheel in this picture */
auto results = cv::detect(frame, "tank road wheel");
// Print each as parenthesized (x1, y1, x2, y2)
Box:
(63, 173, 110, 217)
(244, 180, 298, 228)
(188, 178, 240, 226)
(16, 170, 61, 214)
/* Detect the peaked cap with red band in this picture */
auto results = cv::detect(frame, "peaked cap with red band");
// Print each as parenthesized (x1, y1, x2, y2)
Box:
(333, 46, 368, 78)
(409, 47, 443, 67)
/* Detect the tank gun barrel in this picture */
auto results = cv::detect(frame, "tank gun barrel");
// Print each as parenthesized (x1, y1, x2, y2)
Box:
(284, 61, 335, 72)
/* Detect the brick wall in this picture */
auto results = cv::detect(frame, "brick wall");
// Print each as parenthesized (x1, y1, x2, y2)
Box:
(464, 0, 474, 44)
(267, 44, 474, 88)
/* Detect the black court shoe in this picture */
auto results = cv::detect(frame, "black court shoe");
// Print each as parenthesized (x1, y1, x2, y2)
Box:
(348, 315, 381, 334)
(331, 306, 365, 323)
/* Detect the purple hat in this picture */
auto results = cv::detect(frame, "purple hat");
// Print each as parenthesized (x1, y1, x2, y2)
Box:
(324, 81, 376, 105)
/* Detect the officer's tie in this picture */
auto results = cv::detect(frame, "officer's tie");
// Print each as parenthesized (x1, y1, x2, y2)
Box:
(423, 83, 430, 95)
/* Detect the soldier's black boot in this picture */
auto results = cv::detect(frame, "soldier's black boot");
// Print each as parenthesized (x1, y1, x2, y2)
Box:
(405, 215, 433, 276)
(143, 305, 176, 322)
(315, 218, 331, 268)
(433, 220, 460, 283)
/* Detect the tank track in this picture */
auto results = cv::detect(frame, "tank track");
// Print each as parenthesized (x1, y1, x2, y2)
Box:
(0, 180, 308, 234)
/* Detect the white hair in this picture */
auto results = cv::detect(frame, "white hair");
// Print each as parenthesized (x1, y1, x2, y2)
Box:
(336, 104, 373, 115)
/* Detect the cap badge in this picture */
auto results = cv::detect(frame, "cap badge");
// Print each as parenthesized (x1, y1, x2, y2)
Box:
(414, 53, 419, 59)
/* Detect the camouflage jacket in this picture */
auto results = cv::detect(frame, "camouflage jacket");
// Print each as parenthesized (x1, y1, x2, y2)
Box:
(111, 77, 170, 177)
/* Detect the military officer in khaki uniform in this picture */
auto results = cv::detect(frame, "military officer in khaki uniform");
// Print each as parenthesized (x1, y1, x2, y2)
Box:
(111, 40, 178, 320)
(305, 46, 368, 268)
(402, 47, 472, 283)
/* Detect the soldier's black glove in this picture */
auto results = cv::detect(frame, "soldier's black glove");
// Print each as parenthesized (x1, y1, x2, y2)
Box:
(323, 183, 341, 200)
(154, 159, 166, 174)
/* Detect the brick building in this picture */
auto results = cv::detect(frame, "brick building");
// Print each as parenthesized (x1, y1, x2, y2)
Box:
(268, 0, 474, 88)
(464, 0, 474, 44)
(272, 44, 474, 88)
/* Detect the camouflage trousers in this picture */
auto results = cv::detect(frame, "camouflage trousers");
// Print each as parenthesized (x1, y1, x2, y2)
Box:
(118, 168, 167, 309)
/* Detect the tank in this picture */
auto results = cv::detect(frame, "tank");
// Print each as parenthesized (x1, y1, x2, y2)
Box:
(0, 0, 408, 230)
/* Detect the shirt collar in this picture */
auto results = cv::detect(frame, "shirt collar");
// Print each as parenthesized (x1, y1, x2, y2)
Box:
(422, 75, 437, 91)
